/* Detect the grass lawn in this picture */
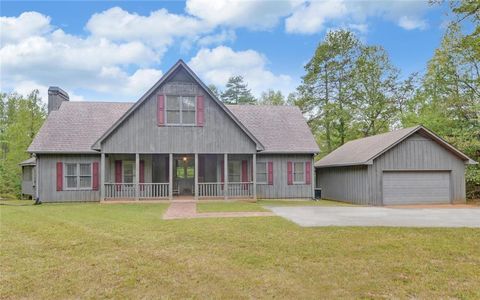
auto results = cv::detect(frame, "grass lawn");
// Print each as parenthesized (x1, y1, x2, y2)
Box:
(1, 202, 480, 298)
(259, 199, 354, 207)
(197, 201, 268, 212)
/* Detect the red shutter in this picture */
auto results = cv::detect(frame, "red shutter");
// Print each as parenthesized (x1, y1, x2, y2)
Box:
(197, 95, 204, 127)
(139, 160, 145, 183)
(305, 161, 311, 184)
(92, 162, 99, 191)
(115, 160, 122, 191)
(220, 160, 225, 190)
(287, 161, 293, 185)
(267, 161, 273, 185)
(220, 160, 224, 183)
(139, 160, 145, 191)
(199, 155, 205, 180)
(157, 95, 165, 126)
(56, 162, 63, 191)
(241, 160, 248, 189)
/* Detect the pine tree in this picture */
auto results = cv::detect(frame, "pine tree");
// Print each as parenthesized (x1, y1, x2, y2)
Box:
(220, 76, 256, 104)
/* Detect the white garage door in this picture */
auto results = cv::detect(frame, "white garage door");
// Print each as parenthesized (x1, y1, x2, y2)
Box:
(382, 171, 451, 205)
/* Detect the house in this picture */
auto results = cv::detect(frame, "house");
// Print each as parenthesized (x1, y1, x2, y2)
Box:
(19, 157, 36, 199)
(26, 60, 319, 202)
(315, 126, 476, 206)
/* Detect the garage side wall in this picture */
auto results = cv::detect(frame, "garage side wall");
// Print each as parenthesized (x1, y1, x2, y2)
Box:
(370, 133, 466, 205)
(38, 154, 101, 202)
(316, 165, 371, 205)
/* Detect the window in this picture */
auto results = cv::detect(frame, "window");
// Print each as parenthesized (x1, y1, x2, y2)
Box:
(123, 161, 135, 184)
(293, 162, 305, 184)
(23, 167, 32, 181)
(166, 96, 196, 125)
(65, 163, 92, 189)
(256, 162, 267, 184)
(228, 161, 241, 183)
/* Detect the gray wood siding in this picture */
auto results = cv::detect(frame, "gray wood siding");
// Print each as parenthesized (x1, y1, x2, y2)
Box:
(256, 154, 314, 199)
(102, 79, 256, 154)
(316, 166, 371, 205)
(371, 133, 466, 205)
(38, 154, 100, 202)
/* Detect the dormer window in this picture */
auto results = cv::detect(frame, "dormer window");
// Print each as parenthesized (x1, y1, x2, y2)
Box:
(166, 96, 196, 125)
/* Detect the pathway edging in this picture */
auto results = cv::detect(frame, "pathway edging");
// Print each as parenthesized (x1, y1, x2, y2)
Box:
(163, 201, 274, 220)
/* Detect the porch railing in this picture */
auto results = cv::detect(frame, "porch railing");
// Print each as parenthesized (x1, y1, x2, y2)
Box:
(139, 183, 169, 198)
(198, 182, 224, 197)
(198, 182, 253, 198)
(104, 183, 169, 199)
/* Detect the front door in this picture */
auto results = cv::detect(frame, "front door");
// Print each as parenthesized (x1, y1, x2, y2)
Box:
(174, 155, 195, 195)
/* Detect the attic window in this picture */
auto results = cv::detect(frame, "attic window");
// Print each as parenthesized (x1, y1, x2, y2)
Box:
(165, 96, 196, 125)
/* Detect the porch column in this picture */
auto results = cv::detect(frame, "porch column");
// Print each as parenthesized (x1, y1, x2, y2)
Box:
(224, 153, 228, 200)
(194, 153, 199, 200)
(100, 152, 105, 201)
(311, 155, 315, 199)
(169, 153, 173, 200)
(252, 153, 257, 201)
(135, 153, 139, 201)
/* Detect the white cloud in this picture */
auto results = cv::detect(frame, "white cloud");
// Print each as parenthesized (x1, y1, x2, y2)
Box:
(398, 16, 427, 30)
(285, 0, 430, 34)
(86, 6, 212, 52)
(286, 0, 347, 34)
(197, 29, 236, 47)
(0, 11, 52, 44)
(186, 0, 302, 30)
(0, 10, 165, 100)
(189, 46, 295, 96)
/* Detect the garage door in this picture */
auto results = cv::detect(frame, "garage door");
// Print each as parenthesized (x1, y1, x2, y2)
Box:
(382, 171, 451, 205)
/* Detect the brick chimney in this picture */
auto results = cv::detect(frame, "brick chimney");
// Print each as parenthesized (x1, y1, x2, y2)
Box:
(48, 87, 69, 114)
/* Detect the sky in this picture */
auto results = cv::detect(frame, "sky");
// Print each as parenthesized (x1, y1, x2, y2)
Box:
(1, 0, 453, 104)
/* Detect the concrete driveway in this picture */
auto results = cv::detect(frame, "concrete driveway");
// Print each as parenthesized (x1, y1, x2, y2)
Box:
(267, 206, 480, 227)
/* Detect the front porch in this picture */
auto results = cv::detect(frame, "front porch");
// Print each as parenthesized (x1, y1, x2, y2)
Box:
(100, 153, 257, 201)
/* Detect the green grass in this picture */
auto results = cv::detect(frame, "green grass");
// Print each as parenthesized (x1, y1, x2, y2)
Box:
(197, 201, 268, 212)
(259, 199, 354, 206)
(1, 203, 479, 299)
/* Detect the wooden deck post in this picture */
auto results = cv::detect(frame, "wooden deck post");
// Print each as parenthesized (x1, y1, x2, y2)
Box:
(253, 153, 257, 201)
(169, 153, 173, 200)
(224, 153, 228, 200)
(100, 152, 105, 201)
(135, 153, 139, 201)
(194, 153, 199, 200)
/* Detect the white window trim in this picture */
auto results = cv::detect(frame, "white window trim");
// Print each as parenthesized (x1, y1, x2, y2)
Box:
(64, 162, 92, 190)
(165, 95, 196, 126)
(293, 161, 306, 185)
(122, 160, 136, 184)
(256, 161, 268, 185)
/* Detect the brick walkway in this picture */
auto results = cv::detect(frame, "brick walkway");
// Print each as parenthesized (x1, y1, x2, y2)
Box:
(163, 201, 274, 220)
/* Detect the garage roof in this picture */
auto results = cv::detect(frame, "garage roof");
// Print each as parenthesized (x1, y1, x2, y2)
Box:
(315, 125, 477, 168)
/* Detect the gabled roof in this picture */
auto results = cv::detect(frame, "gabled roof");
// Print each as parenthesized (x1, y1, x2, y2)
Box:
(315, 125, 476, 168)
(92, 59, 264, 151)
(19, 157, 36, 166)
(28, 102, 132, 153)
(227, 105, 319, 153)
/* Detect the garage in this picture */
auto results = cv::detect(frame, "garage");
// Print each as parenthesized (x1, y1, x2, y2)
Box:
(315, 125, 476, 206)
(382, 171, 450, 205)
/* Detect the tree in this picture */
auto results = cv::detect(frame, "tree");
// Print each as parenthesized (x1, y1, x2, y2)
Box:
(259, 90, 285, 105)
(0, 90, 46, 198)
(352, 45, 404, 136)
(207, 84, 221, 98)
(296, 29, 361, 154)
(220, 76, 256, 104)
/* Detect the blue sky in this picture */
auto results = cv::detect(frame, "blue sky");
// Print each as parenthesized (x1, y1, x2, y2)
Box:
(1, 1, 452, 103)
